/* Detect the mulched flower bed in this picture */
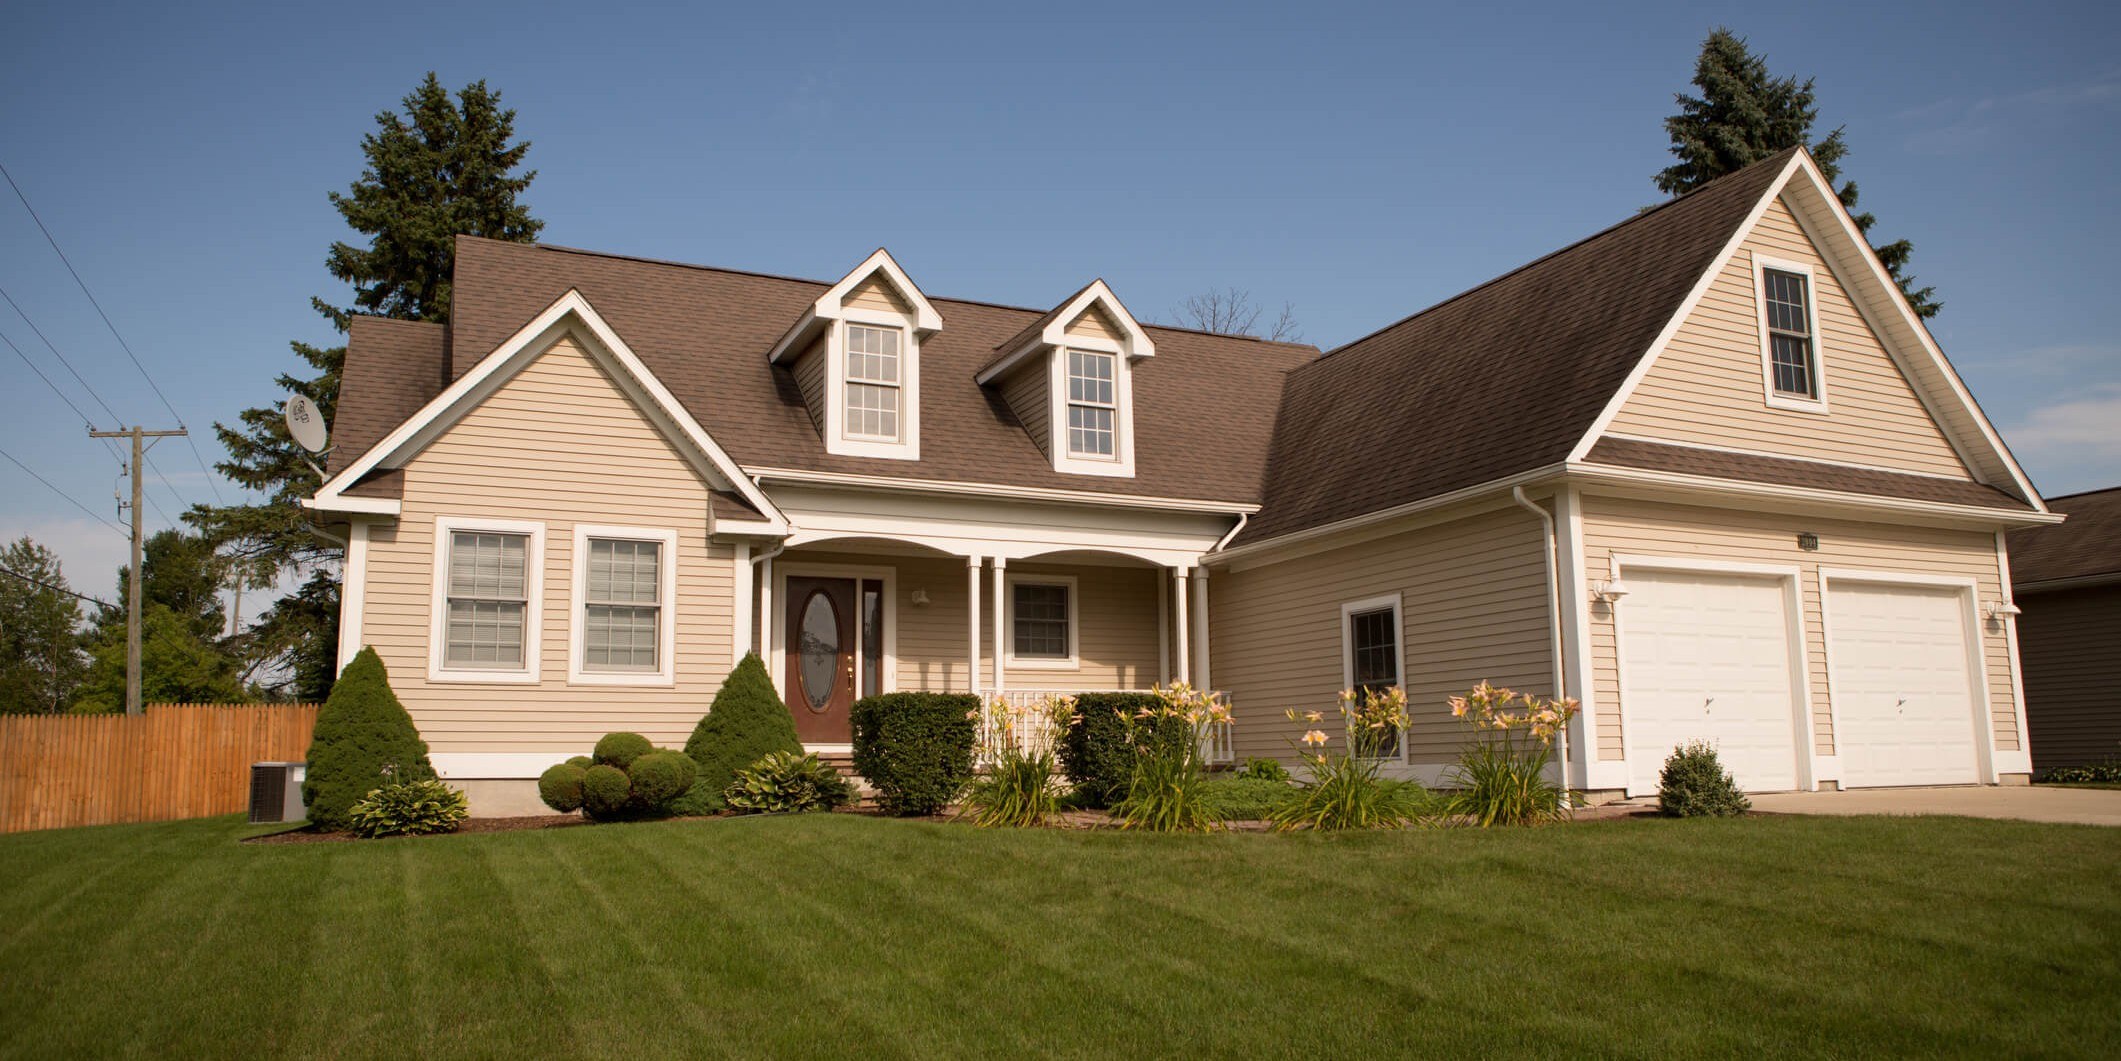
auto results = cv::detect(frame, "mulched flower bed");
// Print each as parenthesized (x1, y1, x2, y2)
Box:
(246, 814, 596, 844)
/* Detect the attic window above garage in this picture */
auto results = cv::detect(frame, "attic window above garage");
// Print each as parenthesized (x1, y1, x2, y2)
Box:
(766, 249, 943, 460)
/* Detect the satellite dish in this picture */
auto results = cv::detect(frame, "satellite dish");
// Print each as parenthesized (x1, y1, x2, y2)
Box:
(283, 395, 328, 453)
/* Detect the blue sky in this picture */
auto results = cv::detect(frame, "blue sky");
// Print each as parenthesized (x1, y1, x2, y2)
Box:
(2, 0, 2116, 597)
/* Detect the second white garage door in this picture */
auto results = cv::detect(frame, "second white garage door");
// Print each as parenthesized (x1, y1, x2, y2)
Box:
(1620, 570, 1803, 793)
(1825, 581, 1983, 788)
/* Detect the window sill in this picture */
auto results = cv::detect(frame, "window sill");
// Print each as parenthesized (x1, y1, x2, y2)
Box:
(566, 671, 676, 688)
(1763, 392, 1830, 415)
(427, 667, 542, 685)
(1005, 656, 1080, 671)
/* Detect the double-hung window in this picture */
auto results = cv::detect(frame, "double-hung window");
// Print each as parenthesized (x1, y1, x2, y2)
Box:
(844, 323, 902, 441)
(1009, 578, 1075, 666)
(582, 538, 662, 672)
(1762, 266, 1820, 401)
(1065, 349, 1117, 459)
(445, 531, 530, 670)
(1343, 596, 1404, 760)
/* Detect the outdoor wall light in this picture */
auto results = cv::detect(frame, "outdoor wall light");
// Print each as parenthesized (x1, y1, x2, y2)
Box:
(1985, 601, 2022, 621)
(1592, 580, 1632, 605)
(910, 588, 931, 607)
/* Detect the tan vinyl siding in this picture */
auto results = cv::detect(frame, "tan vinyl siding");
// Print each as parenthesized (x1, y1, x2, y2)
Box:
(2016, 585, 2121, 770)
(1608, 196, 1970, 478)
(1210, 505, 1555, 765)
(1064, 306, 1122, 343)
(846, 275, 913, 314)
(792, 334, 826, 433)
(359, 335, 736, 756)
(999, 362, 1051, 460)
(1581, 495, 2020, 761)
(775, 549, 1160, 694)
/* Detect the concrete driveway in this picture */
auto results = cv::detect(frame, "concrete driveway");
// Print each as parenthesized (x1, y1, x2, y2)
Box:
(1748, 785, 2121, 826)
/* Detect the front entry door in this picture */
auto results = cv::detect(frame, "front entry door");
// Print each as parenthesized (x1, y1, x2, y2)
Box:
(785, 577, 856, 742)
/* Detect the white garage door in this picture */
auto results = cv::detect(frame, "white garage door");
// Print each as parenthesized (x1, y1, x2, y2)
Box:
(1621, 570, 1801, 793)
(1825, 582, 1982, 788)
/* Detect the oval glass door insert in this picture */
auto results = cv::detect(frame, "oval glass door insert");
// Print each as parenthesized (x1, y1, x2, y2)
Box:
(798, 590, 841, 711)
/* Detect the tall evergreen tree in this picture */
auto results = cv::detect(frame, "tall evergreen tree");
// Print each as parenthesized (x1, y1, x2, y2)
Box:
(190, 73, 542, 699)
(1657, 29, 1939, 317)
(0, 537, 88, 714)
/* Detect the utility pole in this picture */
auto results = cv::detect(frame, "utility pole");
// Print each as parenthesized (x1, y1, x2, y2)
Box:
(88, 425, 186, 716)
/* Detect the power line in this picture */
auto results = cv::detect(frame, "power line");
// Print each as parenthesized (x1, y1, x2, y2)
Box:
(0, 565, 114, 610)
(1, 161, 226, 504)
(0, 443, 127, 536)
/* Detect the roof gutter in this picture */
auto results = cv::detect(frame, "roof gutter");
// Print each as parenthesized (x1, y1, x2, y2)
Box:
(1204, 464, 1571, 566)
(746, 466, 1260, 515)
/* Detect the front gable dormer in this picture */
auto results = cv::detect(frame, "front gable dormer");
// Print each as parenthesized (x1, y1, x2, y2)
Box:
(978, 280, 1155, 478)
(768, 249, 942, 460)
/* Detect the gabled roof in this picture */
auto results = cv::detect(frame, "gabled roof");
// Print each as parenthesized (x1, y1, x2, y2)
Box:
(330, 316, 447, 476)
(2010, 487, 2121, 588)
(438, 237, 1315, 506)
(1237, 149, 1800, 544)
(766, 247, 943, 364)
(978, 279, 1156, 383)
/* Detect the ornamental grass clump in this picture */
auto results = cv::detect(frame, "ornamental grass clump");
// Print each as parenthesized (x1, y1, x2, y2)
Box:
(1657, 740, 1751, 818)
(1269, 687, 1429, 832)
(1442, 681, 1579, 827)
(960, 695, 1076, 828)
(1111, 683, 1228, 832)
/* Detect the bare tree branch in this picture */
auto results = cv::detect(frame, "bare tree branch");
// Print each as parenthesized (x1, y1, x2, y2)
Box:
(1171, 287, 1301, 342)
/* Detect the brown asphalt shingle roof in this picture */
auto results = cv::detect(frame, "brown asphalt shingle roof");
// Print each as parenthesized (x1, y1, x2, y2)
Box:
(1233, 149, 1802, 544)
(2009, 487, 2121, 587)
(1584, 437, 2033, 510)
(439, 240, 1318, 506)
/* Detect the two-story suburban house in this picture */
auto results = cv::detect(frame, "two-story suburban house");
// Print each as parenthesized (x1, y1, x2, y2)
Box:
(306, 147, 2060, 813)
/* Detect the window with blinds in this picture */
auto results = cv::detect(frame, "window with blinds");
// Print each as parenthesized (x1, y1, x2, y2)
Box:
(582, 537, 662, 672)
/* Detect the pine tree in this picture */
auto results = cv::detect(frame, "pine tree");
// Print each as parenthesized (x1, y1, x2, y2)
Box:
(301, 646, 432, 830)
(0, 538, 88, 714)
(1657, 29, 1939, 317)
(676, 654, 802, 814)
(190, 74, 542, 699)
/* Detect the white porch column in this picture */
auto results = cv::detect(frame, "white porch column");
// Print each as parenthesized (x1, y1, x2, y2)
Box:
(990, 557, 1008, 697)
(966, 556, 982, 695)
(1157, 572, 1170, 686)
(1172, 566, 1191, 684)
(731, 540, 753, 663)
(1191, 564, 1211, 693)
(759, 554, 777, 694)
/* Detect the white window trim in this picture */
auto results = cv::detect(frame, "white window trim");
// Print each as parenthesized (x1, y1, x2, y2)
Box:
(1004, 573, 1080, 670)
(1061, 347, 1121, 463)
(428, 515, 547, 685)
(840, 321, 907, 444)
(1339, 592, 1408, 764)
(1754, 253, 1831, 414)
(826, 311, 922, 460)
(1046, 336, 1136, 478)
(567, 524, 679, 687)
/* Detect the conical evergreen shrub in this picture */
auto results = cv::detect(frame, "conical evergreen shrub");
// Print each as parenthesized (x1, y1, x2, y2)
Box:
(302, 647, 433, 830)
(674, 653, 800, 814)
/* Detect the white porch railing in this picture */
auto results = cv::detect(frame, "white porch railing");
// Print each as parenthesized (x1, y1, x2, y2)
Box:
(975, 688, 1235, 766)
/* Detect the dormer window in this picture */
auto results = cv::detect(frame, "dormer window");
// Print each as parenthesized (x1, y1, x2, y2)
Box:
(1065, 349, 1117, 458)
(844, 323, 903, 441)
(765, 249, 943, 460)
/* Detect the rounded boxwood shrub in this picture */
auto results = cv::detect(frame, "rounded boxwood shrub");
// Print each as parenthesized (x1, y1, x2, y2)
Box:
(1658, 741, 1751, 818)
(1059, 692, 1185, 808)
(594, 732, 654, 769)
(851, 692, 978, 816)
(301, 647, 434, 831)
(566, 755, 593, 769)
(676, 654, 801, 815)
(580, 764, 634, 819)
(629, 750, 699, 809)
(538, 762, 587, 813)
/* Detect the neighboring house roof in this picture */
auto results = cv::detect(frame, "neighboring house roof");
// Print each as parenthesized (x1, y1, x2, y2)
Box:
(2010, 487, 2121, 588)
(1237, 149, 1800, 544)
(435, 238, 1318, 506)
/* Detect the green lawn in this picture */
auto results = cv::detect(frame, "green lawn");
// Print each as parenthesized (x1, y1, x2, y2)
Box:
(1, 814, 2116, 1058)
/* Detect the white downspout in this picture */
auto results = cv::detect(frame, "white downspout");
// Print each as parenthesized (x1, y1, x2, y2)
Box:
(1513, 486, 1572, 801)
(1210, 512, 1249, 554)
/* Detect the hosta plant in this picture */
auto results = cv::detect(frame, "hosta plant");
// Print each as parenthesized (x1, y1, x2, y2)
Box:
(725, 751, 856, 814)
(960, 695, 1076, 828)
(1270, 687, 1429, 831)
(1111, 683, 1230, 832)
(1442, 681, 1580, 827)
(345, 778, 469, 838)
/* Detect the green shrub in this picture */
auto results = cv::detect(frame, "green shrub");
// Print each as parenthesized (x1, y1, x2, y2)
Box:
(538, 762, 586, 813)
(1658, 741, 1750, 818)
(301, 647, 434, 831)
(851, 692, 978, 816)
(1059, 692, 1184, 808)
(566, 755, 593, 769)
(345, 779, 469, 838)
(725, 751, 856, 814)
(1235, 757, 1291, 783)
(2037, 758, 2121, 784)
(580, 764, 633, 818)
(677, 654, 801, 815)
(1198, 776, 1298, 821)
(629, 750, 699, 808)
(594, 732, 654, 769)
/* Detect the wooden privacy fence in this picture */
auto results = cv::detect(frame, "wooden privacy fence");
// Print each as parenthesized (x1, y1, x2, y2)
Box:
(0, 704, 317, 834)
